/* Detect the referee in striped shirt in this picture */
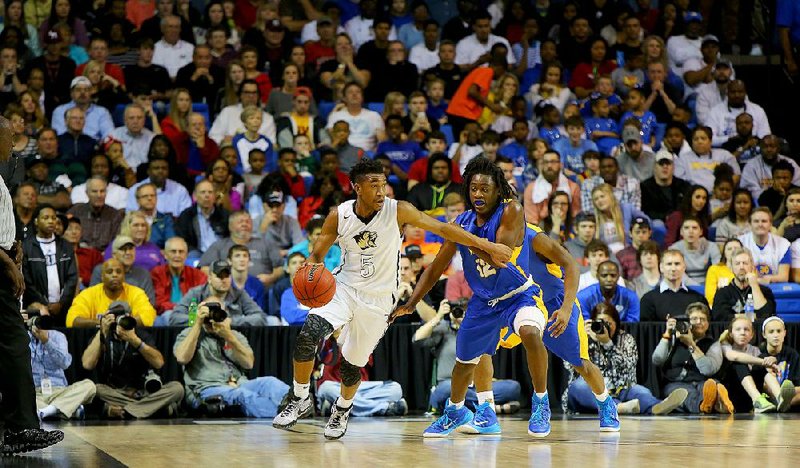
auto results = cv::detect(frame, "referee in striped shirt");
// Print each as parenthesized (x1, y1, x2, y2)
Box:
(0, 116, 64, 454)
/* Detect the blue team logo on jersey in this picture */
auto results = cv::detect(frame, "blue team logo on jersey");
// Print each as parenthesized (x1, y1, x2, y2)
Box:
(353, 231, 378, 250)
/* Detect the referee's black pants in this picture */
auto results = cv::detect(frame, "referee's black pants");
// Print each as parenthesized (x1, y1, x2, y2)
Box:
(0, 287, 39, 433)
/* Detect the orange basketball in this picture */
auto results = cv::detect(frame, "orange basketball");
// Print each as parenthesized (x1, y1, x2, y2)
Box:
(293, 264, 336, 308)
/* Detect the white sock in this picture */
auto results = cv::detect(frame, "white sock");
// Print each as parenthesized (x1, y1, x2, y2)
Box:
(536, 391, 547, 399)
(337, 396, 354, 409)
(293, 381, 310, 400)
(594, 391, 609, 402)
(477, 391, 495, 405)
(38, 404, 58, 419)
(449, 399, 465, 409)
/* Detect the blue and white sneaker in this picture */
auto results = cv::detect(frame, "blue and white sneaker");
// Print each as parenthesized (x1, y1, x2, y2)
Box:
(528, 393, 551, 437)
(423, 401, 474, 438)
(597, 397, 620, 432)
(458, 402, 501, 434)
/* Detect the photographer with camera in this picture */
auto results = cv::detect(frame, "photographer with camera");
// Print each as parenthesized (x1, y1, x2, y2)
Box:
(167, 260, 267, 326)
(81, 301, 184, 419)
(651, 302, 722, 413)
(712, 248, 776, 322)
(23, 308, 96, 420)
(565, 303, 688, 415)
(66, 259, 156, 328)
(413, 298, 521, 414)
(174, 300, 289, 417)
(21, 203, 78, 327)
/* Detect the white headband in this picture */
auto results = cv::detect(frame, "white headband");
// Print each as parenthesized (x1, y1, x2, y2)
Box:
(762, 316, 784, 334)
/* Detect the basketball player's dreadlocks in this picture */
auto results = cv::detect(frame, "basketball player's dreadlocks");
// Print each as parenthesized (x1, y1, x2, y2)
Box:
(460, 156, 515, 211)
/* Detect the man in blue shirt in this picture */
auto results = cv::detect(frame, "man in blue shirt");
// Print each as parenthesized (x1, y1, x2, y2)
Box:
(51, 76, 115, 141)
(376, 114, 424, 182)
(777, 0, 800, 79)
(553, 115, 598, 178)
(280, 252, 311, 326)
(228, 245, 267, 313)
(578, 261, 640, 321)
(26, 313, 96, 420)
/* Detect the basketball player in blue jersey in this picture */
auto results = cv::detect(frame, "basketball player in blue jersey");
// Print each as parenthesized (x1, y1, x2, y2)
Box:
(392, 157, 560, 437)
(466, 223, 620, 436)
(273, 159, 513, 440)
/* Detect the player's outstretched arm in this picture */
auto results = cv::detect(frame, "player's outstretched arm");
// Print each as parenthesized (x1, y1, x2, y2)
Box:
(532, 232, 580, 338)
(308, 208, 339, 265)
(396, 200, 512, 267)
(390, 241, 457, 323)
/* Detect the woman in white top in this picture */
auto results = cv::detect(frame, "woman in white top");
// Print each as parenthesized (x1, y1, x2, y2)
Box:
(526, 62, 574, 114)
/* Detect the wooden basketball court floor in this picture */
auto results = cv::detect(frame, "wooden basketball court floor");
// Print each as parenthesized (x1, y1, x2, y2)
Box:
(3, 414, 800, 468)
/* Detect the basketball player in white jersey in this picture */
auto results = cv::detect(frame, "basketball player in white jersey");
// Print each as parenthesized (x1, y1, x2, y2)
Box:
(272, 159, 513, 440)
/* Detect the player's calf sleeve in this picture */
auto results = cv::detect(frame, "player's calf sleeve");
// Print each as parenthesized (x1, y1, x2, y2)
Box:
(293, 314, 334, 362)
(340, 359, 362, 387)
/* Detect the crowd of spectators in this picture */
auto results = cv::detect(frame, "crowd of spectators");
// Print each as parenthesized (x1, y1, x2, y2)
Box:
(5, 0, 800, 419)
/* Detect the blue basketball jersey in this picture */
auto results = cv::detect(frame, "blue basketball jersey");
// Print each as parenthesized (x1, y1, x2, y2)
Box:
(524, 224, 567, 309)
(454, 202, 539, 301)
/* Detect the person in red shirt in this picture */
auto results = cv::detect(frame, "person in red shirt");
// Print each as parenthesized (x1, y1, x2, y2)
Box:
(304, 17, 337, 71)
(445, 54, 508, 137)
(569, 37, 617, 99)
(150, 237, 207, 318)
(270, 148, 306, 200)
(75, 37, 126, 87)
(234, 0, 260, 30)
(62, 216, 104, 287)
(319, 148, 353, 196)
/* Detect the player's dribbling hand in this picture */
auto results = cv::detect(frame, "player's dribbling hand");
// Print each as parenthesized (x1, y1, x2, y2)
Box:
(547, 304, 572, 338)
(389, 304, 415, 324)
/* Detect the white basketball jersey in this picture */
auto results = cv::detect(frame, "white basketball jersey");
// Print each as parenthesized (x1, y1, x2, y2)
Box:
(333, 198, 402, 295)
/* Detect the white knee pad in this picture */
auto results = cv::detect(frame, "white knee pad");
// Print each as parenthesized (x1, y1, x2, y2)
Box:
(513, 306, 546, 336)
(456, 356, 481, 365)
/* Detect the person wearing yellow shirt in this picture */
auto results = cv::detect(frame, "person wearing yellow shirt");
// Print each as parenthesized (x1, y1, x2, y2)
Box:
(66, 259, 156, 328)
(704, 238, 741, 305)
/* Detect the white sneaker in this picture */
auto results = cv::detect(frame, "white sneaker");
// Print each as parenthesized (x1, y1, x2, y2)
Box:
(272, 395, 312, 430)
(324, 404, 353, 440)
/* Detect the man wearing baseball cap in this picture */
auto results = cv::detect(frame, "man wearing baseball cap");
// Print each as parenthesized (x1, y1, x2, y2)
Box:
(23, 29, 76, 110)
(89, 235, 157, 306)
(168, 259, 267, 326)
(617, 126, 655, 181)
(641, 150, 690, 225)
(666, 11, 704, 77)
(50, 76, 114, 141)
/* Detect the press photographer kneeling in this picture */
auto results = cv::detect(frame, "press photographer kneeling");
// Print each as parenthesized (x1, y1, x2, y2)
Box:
(651, 302, 721, 413)
(81, 301, 184, 419)
(173, 301, 289, 418)
(23, 308, 96, 420)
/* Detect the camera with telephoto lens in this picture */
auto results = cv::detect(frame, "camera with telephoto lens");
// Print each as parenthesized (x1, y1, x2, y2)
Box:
(144, 369, 162, 394)
(25, 307, 52, 331)
(107, 304, 136, 333)
(448, 299, 468, 319)
(591, 319, 611, 335)
(672, 315, 691, 335)
(204, 302, 228, 323)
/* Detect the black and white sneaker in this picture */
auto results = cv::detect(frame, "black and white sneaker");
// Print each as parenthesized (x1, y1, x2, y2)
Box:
(273, 395, 312, 430)
(324, 404, 353, 440)
(1, 428, 64, 454)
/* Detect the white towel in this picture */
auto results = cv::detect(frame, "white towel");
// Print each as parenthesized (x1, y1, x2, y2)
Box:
(531, 173, 572, 205)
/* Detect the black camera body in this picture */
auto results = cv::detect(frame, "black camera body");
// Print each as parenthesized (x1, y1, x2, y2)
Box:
(108, 305, 136, 333)
(673, 315, 691, 335)
(448, 299, 468, 319)
(205, 302, 228, 323)
(591, 319, 611, 335)
(25, 307, 52, 331)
